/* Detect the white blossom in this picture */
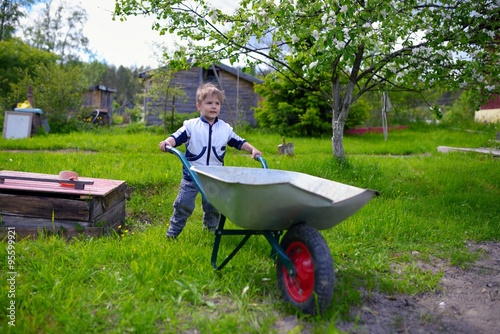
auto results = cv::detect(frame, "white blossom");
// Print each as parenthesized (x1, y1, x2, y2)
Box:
(340, 5, 348, 13)
(309, 60, 318, 69)
(292, 34, 299, 43)
(435, 49, 446, 57)
(210, 10, 218, 21)
(485, 85, 495, 91)
(321, 13, 329, 25)
(312, 30, 319, 40)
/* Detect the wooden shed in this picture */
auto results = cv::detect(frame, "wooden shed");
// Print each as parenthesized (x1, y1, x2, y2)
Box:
(82, 85, 117, 125)
(476, 94, 500, 123)
(139, 64, 263, 127)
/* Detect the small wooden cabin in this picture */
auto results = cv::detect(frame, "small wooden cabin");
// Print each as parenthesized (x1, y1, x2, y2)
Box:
(139, 64, 263, 127)
(82, 85, 117, 125)
(476, 94, 500, 123)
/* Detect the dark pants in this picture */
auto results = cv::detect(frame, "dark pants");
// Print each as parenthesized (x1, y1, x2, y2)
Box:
(167, 178, 220, 236)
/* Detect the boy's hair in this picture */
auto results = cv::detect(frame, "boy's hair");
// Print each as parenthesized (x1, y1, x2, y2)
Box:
(196, 83, 224, 104)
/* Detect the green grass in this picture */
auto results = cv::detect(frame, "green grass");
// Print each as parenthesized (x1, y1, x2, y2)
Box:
(0, 123, 499, 333)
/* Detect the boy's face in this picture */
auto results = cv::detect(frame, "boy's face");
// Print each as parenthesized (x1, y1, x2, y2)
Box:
(197, 93, 221, 123)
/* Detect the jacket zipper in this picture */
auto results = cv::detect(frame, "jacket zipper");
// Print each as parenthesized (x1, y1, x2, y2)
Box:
(206, 123, 213, 165)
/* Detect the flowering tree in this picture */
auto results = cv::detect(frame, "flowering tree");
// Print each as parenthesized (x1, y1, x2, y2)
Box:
(115, 0, 499, 160)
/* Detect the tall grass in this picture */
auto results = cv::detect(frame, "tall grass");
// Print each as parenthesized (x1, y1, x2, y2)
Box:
(0, 123, 498, 333)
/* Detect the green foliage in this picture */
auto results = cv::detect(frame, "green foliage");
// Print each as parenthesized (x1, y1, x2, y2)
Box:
(442, 90, 477, 125)
(344, 98, 371, 129)
(255, 73, 371, 135)
(111, 65, 145, 107)
(0, 39, 58, 108)
(254, 73, 332, 136)
(0, 0, 40, 41)
(125, 106, 144, 123)
(8, 62, 89, 133)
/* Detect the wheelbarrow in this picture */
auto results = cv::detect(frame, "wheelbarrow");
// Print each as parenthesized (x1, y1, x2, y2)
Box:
(165, 146, 379, 315)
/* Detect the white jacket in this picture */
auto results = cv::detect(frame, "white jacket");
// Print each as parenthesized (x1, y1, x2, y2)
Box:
(170, 116, 246, 179)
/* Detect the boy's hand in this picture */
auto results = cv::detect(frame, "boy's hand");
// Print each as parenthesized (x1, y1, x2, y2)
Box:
(159, 141, 171, 152)
(251, 149, 262, 159)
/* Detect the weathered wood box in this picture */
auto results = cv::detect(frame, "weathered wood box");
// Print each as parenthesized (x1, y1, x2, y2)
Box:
(0, 170, 127, 239)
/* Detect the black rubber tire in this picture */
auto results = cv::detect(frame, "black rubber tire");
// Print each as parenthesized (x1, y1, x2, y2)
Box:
(277, 223, 335, 315)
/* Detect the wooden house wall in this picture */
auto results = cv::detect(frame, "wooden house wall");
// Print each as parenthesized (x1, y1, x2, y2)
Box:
(145, 67, 260, 127)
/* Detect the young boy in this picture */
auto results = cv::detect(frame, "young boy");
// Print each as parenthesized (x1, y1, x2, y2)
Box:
(159, 83, 262, 238)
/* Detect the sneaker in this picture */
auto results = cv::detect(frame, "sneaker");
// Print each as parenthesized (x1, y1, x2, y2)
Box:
(202, 225, 217, 234)
(166, 231, 178, 239)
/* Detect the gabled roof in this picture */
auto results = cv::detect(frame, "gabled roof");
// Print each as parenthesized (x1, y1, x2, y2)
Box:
(138, 63, 263, 84)
(213, 63, 263, 84)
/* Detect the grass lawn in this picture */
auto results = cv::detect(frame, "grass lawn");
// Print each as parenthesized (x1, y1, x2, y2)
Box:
(0, 123, 499, 333)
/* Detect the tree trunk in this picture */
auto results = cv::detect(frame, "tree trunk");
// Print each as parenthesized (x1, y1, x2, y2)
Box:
(331, 79, 351, 161)
(331, 44, 364, 161)
(332, 116, 345, 160)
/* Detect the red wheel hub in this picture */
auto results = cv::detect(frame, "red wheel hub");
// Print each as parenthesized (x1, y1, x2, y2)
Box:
(282, 241, 315, 302)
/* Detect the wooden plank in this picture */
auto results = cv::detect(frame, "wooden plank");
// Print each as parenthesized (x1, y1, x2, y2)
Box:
(91, 200, 125, 227)
(89, 183, 127, 218)
(0, 215, 92, 228)
(0, 175, 94, 190)
(0, 193, 90, 221)
(0, 170, 125, 197)
(437, 146, 500, 157)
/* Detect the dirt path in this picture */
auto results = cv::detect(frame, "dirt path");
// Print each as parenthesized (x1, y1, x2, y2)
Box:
(336, 241, 500, 334)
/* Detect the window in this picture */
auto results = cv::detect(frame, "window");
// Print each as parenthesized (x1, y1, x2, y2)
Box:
(202, 67, 220, 83)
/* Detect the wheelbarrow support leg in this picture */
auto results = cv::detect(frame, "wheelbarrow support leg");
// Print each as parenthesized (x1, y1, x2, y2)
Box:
(211, 215, 253, 270)
(264, 232, 296, 277)
(211, 216, 295, 275)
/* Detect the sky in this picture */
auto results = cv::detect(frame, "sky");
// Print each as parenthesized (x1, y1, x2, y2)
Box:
(23, 0, 239, 69)
(81, 0, 164, 68)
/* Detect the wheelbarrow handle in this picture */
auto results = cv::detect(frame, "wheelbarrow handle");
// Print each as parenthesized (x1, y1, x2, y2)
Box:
(254, 154, 268, 169)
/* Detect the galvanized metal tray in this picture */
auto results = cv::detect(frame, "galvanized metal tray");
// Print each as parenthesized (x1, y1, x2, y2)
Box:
(192, 166, 378, 230)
